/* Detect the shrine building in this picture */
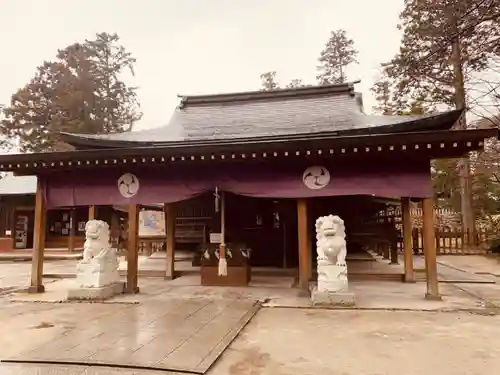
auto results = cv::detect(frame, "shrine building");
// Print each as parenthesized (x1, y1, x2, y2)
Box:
(0, 82, 496, 298)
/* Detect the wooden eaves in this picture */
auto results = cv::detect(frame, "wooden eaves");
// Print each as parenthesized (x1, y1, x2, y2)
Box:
(0, 127, 497, 175)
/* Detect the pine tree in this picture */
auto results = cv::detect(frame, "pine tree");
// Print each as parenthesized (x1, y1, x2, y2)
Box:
(376, 0, 500, 232)
(81, 32, 140, 133)
(1, 32, 141, 152)
(260, 71, 279, 91)
(316, 29, 358, 85)
(370, 71, 394, 115)
(286, 79, 306, 88)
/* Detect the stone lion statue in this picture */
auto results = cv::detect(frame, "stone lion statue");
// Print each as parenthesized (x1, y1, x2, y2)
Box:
(76, 219, 120, 289)
(82, 220, 114, 262)
(315, 215, 347, 267)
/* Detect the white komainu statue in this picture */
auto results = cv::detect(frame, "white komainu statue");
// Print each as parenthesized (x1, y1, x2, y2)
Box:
(83, 220, 115, 262)
(316, 215, 347, 267)
(315, 215, 348, 293)
(77, 220, 119, 288)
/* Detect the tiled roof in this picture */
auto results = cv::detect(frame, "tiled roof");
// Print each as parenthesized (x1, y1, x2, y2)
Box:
(60, 83, 460, 148)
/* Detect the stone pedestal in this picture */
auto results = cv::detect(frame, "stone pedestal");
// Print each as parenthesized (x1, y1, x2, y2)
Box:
(310, 287, 356, 306)
(317, 264, 348, 293)
(68, 282, 125, 301)
(312, 264, 355, 306)
(75, 260, 120, 288)
(68, 247, 123, 301)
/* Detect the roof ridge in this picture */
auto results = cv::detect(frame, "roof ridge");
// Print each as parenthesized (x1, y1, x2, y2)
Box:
(177, 81, 359, 108)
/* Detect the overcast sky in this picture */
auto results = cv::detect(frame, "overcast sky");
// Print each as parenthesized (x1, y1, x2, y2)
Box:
(0, 0, 405, 131)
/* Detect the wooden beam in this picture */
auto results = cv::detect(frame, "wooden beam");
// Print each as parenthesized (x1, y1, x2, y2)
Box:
(68, 209, 76, 252)
(88, 205, 96, 220)
(126, 204, 139, 293)
(164, 203, 176, 280)
(402, 197, 415, 282)
(28, 179, 46, 293)
(422, 197, 441, 300)
(297, 199, 310, 291)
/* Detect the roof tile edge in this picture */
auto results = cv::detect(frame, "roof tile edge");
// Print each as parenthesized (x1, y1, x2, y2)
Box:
(177, 81, 360, 108)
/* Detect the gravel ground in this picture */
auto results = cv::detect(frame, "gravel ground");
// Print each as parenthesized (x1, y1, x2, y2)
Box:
(211, 308, 500, 375)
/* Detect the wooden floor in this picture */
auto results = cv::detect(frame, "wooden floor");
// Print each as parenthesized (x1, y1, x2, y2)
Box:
(5, 297, 260, 374)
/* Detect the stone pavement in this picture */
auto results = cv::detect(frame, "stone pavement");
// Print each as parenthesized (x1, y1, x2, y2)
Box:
(1, 296, 259, 373)
(0, 259, 77, 291)
(0, 362, 186, 374)
(437, 254, 500, 277)
(2, 307, 500, 375)
(1, 254, 500, 374)
(0, 252, 82, 261)
(212, 308, 500, 375)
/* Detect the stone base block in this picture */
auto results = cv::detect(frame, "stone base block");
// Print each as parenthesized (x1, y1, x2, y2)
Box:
(67, 282, 125, 301)
(75, 261, 120, 288)
(27, 285, 45, 294)
(311, 287, 356, 307)
(317, 264, 348, 293)
(124, 285, 140, 294)
(425, 293, 442, 301)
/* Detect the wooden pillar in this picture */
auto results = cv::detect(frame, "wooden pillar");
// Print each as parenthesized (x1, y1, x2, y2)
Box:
(307, 205, 314, 280)
(68, 209, 76, 252)
(110, 210, 120, 249)
(422, 197, 441, 300)
(402, 197, 415, 282)
(389, 238, 399, 264)
(382, 243, 390, 259)
(164, 203, 176, 280)
(376, 242, 383, 256)
(126, 204, 139, 293)
(28, 179, 46, 293)
(297, 199, 310, 291)
(88, 205, 96, 220)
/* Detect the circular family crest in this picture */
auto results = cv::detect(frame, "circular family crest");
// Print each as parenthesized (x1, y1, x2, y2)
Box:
(117, 173, 140, 198)
(303, 166, 330, 190)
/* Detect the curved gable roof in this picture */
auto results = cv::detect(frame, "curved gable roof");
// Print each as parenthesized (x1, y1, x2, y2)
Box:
(60, 82, 462, 149)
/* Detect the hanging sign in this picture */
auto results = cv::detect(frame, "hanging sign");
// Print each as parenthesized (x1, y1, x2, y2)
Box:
(210, 232, 222, 244)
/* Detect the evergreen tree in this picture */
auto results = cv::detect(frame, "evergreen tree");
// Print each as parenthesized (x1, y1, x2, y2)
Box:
(286, 79, 306, 88)
(260, 71, 279, 91)
(375, 0, 500, 232)
(1, 32, 141, 152)
(316, 29, 358, 85)
(370, 71, 395, 115)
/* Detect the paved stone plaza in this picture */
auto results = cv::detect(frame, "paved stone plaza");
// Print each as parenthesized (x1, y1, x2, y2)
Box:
(0, 255, 500, 374)
(0, 295, 259, 373)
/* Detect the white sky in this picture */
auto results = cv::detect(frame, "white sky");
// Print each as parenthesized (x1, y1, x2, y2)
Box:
(0, 0, 405, 131)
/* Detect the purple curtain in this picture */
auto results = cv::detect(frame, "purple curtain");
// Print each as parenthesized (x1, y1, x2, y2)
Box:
(219, 161, 432, 199)
(41, 160, 432, 208)
(42, 169, 213, 208)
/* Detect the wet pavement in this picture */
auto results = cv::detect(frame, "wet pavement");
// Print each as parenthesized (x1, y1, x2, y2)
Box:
(1, 254, 500, 374)
(0, 362, 184, 374)
(1, 297, 258, 373)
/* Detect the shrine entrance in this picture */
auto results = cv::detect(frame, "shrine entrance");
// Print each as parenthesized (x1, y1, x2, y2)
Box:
(224, 194, 298, 268)
(178, 193, 300, 287)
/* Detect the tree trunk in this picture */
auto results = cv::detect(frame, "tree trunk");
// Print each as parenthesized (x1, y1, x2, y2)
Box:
(451, 37, 475, 236)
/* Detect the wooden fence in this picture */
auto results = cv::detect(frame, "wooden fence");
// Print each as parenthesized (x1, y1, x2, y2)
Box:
(136, 227, 493, 257)
(411, 227, 490, 255)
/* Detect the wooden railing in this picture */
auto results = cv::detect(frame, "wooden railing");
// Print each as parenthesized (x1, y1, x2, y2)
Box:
(411, 227, 490, 255)
(136, 221, 207, 256)
(138, 237, 165, 255)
